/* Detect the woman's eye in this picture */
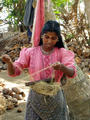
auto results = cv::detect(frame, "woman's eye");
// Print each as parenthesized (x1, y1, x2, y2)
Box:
(44, 35, 58, 41)
(52, 37, 57, 40)
(52, 37, 56, 40)
(45, 35, 49, 39)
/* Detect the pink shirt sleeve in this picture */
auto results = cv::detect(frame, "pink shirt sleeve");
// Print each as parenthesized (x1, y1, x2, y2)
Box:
(8, 48, 30, 77)
(60, 48, 77, 78)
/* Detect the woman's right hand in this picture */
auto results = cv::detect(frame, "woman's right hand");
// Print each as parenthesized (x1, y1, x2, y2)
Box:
(2, 55, 15, 75)
(2, 54, 12, 64)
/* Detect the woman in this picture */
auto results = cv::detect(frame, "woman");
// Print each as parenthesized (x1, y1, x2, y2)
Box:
(2, 20, 76, 120)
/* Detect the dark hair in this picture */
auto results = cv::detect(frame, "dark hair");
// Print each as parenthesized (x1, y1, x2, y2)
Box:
(39, 20, 64, 48)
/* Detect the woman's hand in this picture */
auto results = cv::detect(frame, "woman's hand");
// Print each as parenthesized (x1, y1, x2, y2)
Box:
(52, 62, 74, 77)
(2, 54, 12, 64)
(2, 55, 15, 75)
(52, 62, 64, 70)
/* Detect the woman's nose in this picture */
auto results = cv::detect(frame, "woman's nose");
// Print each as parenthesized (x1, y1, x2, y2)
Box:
(47, 38, 52, 43)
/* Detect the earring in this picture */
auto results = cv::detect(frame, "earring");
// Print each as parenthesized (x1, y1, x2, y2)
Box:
(41, 36, 43, 39)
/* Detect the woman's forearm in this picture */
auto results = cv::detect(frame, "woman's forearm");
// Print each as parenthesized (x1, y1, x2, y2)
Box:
(7, 62, 15, 75)
(60, 64, 74, 77)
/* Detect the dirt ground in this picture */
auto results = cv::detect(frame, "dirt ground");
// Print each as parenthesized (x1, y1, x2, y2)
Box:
(0, 70, 30, 120)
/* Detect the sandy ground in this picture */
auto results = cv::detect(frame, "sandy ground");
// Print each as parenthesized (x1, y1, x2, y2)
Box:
(0, 70, 30, 120)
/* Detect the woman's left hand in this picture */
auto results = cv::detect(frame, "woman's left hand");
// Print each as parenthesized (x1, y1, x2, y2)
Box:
(52, 62, 75, 77)
(52, 62, 64, 70)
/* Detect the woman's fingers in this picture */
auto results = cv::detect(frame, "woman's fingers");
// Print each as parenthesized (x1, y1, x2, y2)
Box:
(52, 63, 65, 70)
(2, 55, 11, 63)
(52, 63, 61, 70)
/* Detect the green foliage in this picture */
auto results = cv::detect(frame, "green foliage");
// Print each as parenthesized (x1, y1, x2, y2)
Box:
(52, 0, 73, 16)
(52, 0, 90, 47)
(3, 0, 26, 28)
(2, 0, 72, 29)
(66, 34, 75, 40)
(52, 0, 69, 9)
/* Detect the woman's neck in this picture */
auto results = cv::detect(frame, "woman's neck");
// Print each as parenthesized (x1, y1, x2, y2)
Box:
(41, 46, 54, 55)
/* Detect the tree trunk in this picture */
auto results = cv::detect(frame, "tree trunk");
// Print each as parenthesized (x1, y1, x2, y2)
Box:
(44, 0, 90, 119)
(84, 0, 90, 32)
(44, 1, 56, 22)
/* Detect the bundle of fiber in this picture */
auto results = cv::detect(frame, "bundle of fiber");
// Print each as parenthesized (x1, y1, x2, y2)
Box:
(29, 81, 61, 96)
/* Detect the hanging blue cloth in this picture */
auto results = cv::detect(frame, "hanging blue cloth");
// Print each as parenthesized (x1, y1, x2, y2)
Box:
(27, 28, 32, 37)
(23, 0, 35, 26)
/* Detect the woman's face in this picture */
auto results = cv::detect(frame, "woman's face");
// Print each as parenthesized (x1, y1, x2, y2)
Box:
(42, 32, 58, 50)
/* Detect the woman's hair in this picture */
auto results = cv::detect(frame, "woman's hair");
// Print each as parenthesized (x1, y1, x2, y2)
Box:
(39, 20, 64, 48)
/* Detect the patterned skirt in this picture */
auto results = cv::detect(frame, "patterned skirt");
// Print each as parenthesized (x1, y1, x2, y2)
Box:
(25, 89, 69, 120)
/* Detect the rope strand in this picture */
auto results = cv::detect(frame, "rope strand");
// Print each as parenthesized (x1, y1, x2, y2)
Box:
(16, 62, 60, 81)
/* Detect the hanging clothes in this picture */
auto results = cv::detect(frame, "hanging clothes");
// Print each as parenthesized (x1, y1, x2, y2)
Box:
(32, 0, 45, 47)
(23, 0, 35, 26)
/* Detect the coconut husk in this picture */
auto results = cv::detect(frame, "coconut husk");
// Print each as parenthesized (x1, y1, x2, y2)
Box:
(0, 95, 6, 115)
(30, 81, 61, 96)
(12, 87, 21, 94)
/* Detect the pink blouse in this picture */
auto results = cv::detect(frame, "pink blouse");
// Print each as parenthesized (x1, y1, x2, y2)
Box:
(9, 46, 76, 82)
